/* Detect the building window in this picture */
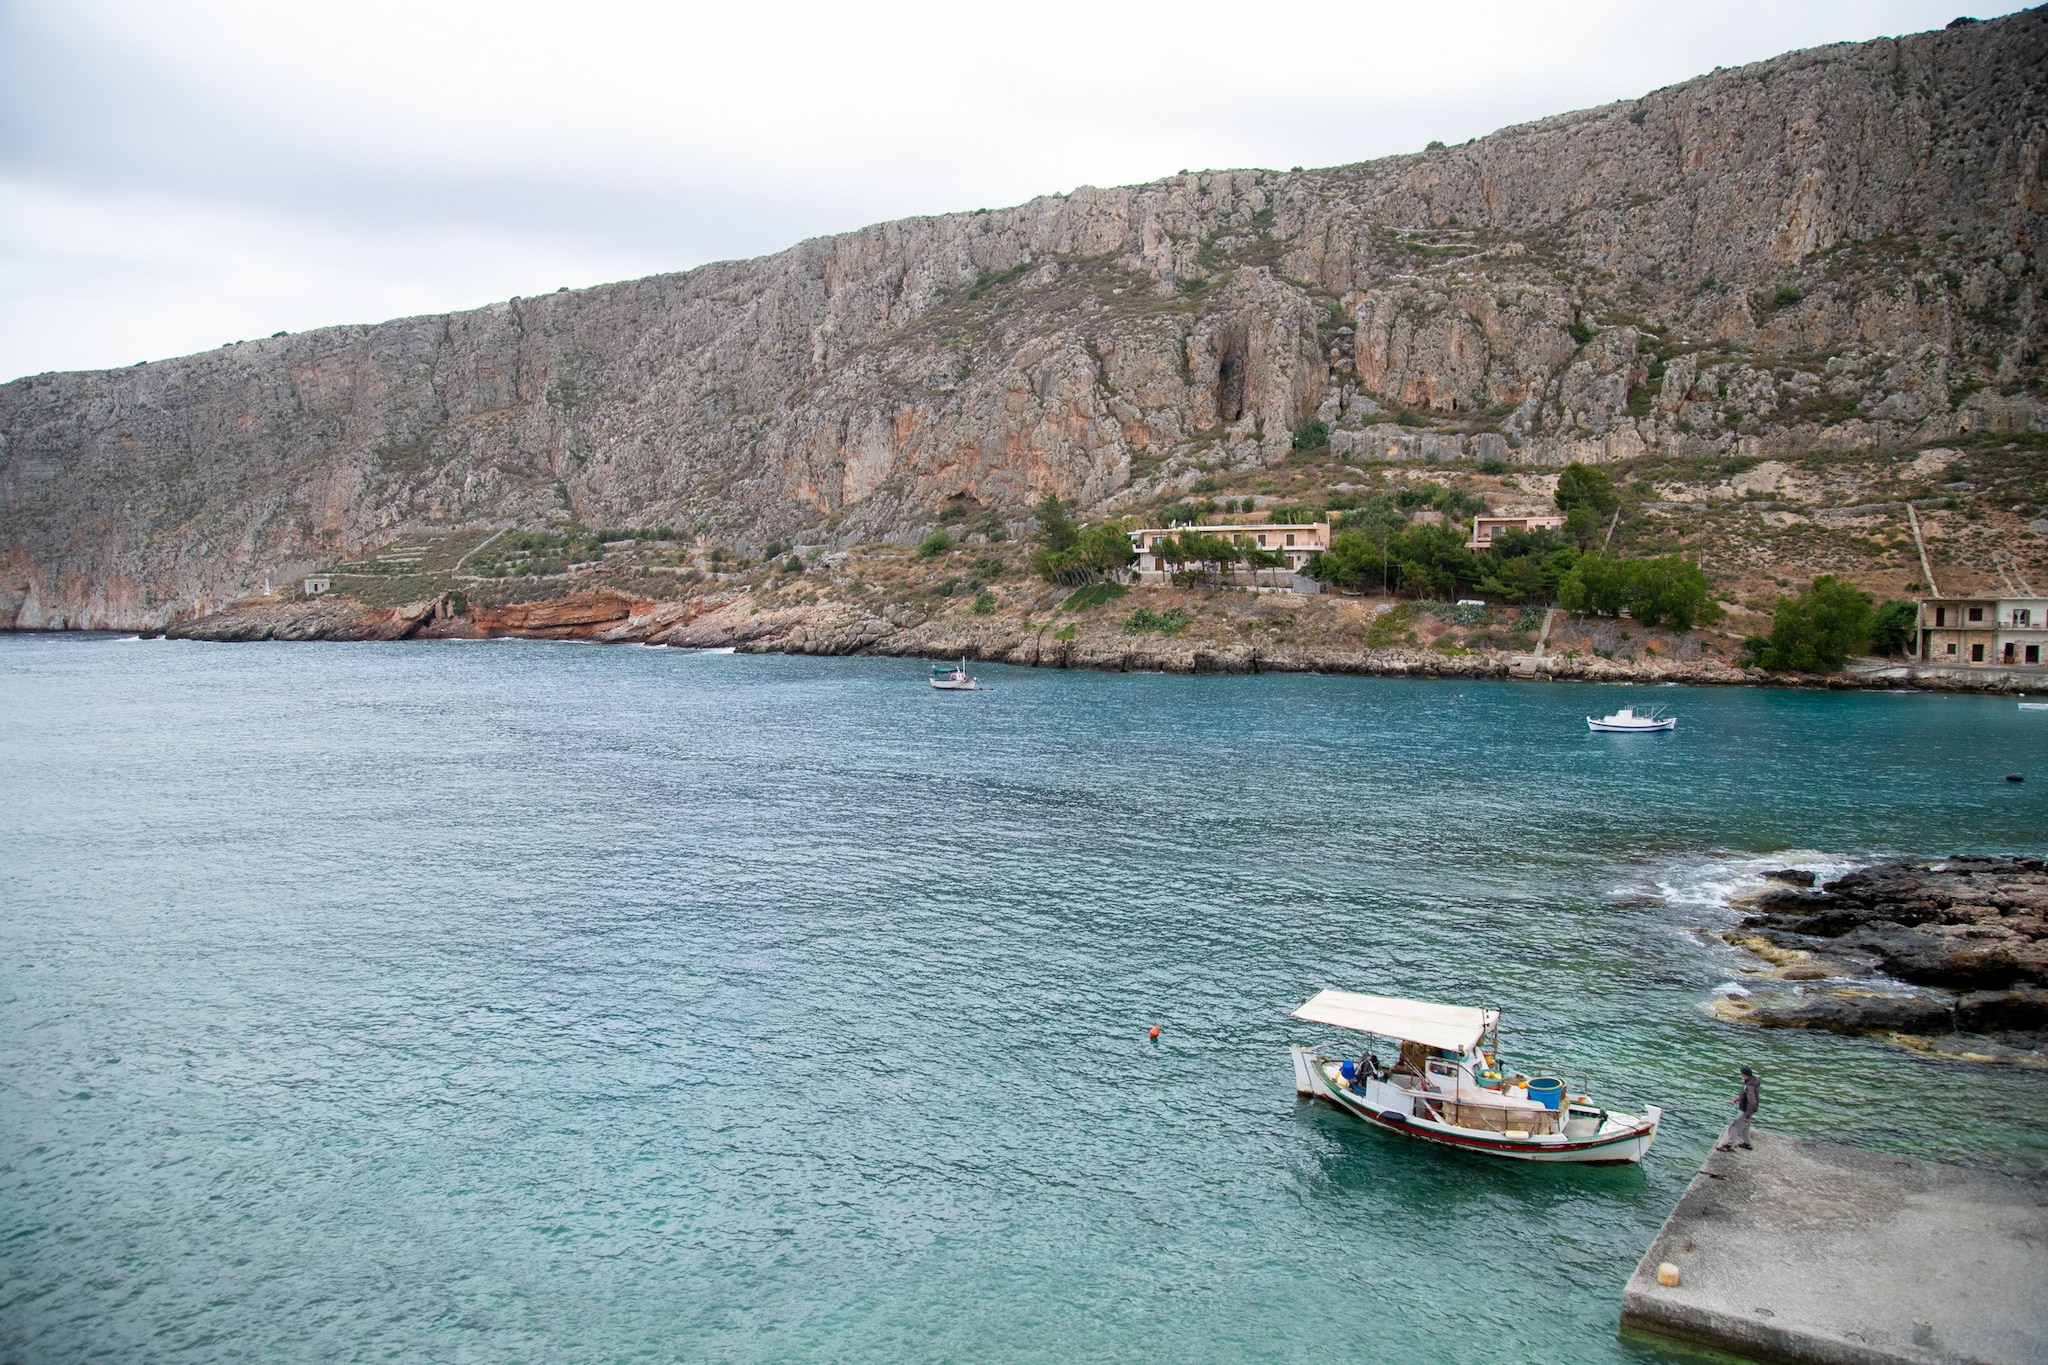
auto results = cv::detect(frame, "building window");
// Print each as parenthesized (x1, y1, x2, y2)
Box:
(2016, 609, 2033, 627)
(1935, 607, 1947, 626)
(2029, 645, 2041, 665)
(1969, 607, 1984, 622)
(1286, 534, 1296, 547)
(2006, 643, 2017, 663)
(1946, 642, 1957, 655)
(1972, 643, 1985, 662)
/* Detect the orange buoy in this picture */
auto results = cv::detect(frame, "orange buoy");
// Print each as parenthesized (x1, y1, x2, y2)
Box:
(1148, 1025, 1160, 1040)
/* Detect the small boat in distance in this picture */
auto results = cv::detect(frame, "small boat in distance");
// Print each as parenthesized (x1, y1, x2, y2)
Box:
(1288, 990, 1662, 1164)
(2020, 702, 2048, 711)
(929, 660, 983, 691)
(1588, 705, 1677, 733)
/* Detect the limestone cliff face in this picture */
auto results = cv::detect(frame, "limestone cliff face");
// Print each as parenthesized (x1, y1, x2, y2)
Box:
(3, 10, 2044, 629)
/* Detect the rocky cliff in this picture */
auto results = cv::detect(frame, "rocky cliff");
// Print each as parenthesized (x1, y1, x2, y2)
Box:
(4, 10, 2044, 630)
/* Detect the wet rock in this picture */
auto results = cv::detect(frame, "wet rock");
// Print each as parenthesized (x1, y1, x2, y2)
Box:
(1731, 858, 2048, 988)
(1732, 884, 1843, 915)
(1720, 931, 1875, 981)
(1712, 989, 1954, 1036)
(1954, 987, 2048, 1033)
(1717, 858, 2048, 1062)
(1761, 868, 1816, 887)
(1835, 921, 2037, 990)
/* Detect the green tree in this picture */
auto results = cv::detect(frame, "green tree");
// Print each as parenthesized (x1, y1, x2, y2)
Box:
(1306, 530, 1387, 591)
(1158, 500, 1215, 526)
(1031, 489, 1078, 555)
(1622, 555, 1718, 631)
(1755, 576, 1875, 671)
(1473, 528, 1578, 603)
(1555, 462, 1621, 548)
(917, 529, 954, 558)
(1032, 517, 1135, 585)
(1388, 523, 1477, 598)
(1870, 598, 1919, 657)
(1073, 523, 1137, 578)
(1292, 417, 1330, 452)
(1557, 553, 1719, 630)
(1173, 531, 1243, 581)
(1557, 554, 1633, 617)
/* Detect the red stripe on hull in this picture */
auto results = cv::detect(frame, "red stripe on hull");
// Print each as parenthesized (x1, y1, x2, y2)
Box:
(1320, 1088, 1649, 1161)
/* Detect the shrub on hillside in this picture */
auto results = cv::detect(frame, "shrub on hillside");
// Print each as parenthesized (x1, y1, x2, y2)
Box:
(1557, 553, 1718, 631)
(1750, 575, 1875, 671)
(1870, 598, 1918, 657)
(1123, 607, 1190, 636)
(1292, 417, 1330, 452)
(1062, 582, 1129, 611)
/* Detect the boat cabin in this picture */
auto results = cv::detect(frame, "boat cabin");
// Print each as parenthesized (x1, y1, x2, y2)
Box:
(1293, 990, 1575, 1137)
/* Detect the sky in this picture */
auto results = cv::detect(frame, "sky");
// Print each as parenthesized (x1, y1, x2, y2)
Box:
(0, 1, 2029, 382)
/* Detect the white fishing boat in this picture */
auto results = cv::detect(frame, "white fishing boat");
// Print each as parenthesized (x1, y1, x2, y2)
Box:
(2020, 702, 2048, 711)
(1587, 705, 1676, 733)
(929, 660, 981, 691)
(1288, 990, 1662, 1165)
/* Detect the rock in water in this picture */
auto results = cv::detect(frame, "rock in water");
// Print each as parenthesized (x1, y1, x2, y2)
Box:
(1718, 858, 2048, 1062)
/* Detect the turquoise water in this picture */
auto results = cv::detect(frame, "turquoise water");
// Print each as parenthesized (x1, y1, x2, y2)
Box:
(3, 635, 2045, 1364)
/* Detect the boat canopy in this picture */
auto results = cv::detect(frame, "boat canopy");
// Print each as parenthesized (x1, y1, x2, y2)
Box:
(1290, 990, 1498, 1052)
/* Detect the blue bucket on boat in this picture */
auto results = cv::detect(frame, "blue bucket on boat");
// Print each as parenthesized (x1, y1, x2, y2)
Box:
(1527, 1078, 1565, 1110)
(1339, 1060, 1357, 1080)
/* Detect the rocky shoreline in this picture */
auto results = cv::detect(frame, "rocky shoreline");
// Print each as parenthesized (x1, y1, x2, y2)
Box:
(129, 589, 2044, 694)
(1715, 858, 2048, 1065)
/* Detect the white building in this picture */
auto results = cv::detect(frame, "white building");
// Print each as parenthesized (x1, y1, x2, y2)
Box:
(1127, 520, 1331, 576)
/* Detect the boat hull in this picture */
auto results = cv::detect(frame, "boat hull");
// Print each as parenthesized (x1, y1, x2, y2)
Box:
(1291, 1046, 1659, 1165)
(1588, 718, 1676, 732)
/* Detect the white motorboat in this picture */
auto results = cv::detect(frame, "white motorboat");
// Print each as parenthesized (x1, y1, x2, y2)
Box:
(929, 660, 982, 691)
(1588, 705, 1676, 733)
(1288, 990, 1662, 1165)
(2020, 702, 2048, 711)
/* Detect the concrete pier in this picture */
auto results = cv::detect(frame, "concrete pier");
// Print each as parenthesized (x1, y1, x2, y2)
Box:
(1621, 1129, 2047, 1365)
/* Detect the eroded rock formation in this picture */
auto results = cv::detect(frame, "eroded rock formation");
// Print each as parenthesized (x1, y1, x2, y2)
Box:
(4, 10, 2045, 630)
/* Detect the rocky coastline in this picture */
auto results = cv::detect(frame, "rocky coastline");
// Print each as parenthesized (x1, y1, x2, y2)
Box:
(142, 588, 2048, 695)
(1715, 858, 2048, 1065)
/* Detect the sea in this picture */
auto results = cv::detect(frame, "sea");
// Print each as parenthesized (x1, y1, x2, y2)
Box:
(3, 633, 2044, 1364)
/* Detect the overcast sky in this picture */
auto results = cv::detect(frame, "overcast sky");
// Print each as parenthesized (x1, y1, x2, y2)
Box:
(0, 1, 2026, 382)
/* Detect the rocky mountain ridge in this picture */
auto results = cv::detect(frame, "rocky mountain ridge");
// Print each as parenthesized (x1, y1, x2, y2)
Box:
(4, 8, 2045, 631)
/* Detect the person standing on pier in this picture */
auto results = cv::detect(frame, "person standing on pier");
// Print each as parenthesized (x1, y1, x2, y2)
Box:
(1719, 1066, 1760, 1150)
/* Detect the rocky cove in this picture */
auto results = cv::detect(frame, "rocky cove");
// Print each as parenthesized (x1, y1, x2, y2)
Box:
(158, 577, 2042, 696)
(1715, 858, 2048, 1065)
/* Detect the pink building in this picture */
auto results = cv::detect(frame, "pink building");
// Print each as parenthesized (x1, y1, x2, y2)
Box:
(1468, 514, 1568, 550)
